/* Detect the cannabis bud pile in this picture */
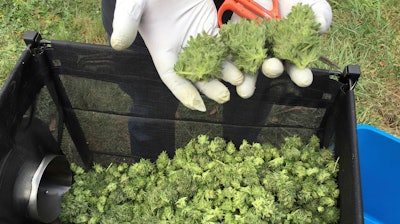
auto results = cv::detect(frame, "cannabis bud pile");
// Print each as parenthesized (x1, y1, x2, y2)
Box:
(60, 135, 340, 223)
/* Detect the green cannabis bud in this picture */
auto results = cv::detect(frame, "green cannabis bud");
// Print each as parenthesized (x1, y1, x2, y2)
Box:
(174, 31, 228, 82)
(220, 19, 269, 75)
(61, 135, 340, 223)
(266, 3, 321, 69)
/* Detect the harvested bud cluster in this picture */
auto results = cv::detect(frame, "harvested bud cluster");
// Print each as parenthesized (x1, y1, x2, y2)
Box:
(174, 3, 321, 81)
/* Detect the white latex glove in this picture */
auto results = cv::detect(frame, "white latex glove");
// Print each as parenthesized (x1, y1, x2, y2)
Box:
(232, 0, 332, 98)
(110, 0, 243, 112)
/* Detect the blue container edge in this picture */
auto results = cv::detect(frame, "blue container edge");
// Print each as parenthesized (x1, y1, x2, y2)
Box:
(357, 124, 400, 143)
(357, 124, 400, 224)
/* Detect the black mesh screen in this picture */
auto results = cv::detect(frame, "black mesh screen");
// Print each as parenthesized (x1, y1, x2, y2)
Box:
(35, 40, 345, 164)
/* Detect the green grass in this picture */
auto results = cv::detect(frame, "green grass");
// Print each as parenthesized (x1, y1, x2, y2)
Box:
(316, 0, 400, 136)
(1, 0, 399, 137)
(0, 0, 107, 84)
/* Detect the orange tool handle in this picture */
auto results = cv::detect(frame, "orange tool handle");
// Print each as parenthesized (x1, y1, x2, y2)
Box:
(217, 0, 281, 27)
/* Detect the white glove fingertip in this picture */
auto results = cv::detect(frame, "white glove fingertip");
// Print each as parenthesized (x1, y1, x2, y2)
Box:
(111, 31, 137, 51)
(236, 73, 258, 99)
(160, 71, 206, 112)
(110, 0, 145, 50)
(185, 95, 207, 112)
(221, 61, 244, 85)
(315, 12, 330, 34)
(262, 57, 284, 78)
(111, 13, 139, 50)
(309, 0, 333, 34)
(176, 87, 207, 112)
(285, 62, 313, 87)
(195, 80, 230, 104)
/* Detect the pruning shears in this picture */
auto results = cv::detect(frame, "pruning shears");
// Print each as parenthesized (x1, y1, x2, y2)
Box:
(217, 0, 281, 27)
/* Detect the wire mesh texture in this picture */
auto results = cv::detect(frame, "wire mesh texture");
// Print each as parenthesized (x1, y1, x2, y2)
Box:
(0, 32, 363, 223)
(35, 40, 346, 166)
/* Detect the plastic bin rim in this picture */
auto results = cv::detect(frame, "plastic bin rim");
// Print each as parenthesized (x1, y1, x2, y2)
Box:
(357, 124, 400, 142)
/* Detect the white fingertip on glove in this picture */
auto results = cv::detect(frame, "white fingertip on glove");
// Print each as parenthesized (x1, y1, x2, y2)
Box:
(110, 0, 144, 50)
(231, 0, 332, 96)
(110, 0, 244, 112)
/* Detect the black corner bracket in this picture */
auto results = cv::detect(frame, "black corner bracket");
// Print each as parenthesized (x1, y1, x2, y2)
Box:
(23, 31, 43, 49)
(340, 65, 361, 87)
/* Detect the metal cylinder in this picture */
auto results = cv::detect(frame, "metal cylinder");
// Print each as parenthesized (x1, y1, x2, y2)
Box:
(13, 154, 72, 223)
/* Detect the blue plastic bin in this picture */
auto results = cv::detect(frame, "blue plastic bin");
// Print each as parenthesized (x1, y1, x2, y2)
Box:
(357, 125, 400, 224)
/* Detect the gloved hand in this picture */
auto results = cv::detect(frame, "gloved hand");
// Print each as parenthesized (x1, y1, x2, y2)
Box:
(232, 0, 333, 99)
(110, 0, 244, 112)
